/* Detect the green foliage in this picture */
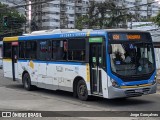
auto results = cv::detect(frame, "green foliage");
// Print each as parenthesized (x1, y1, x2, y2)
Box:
(75, 1, 130, 29)
(75, 15, 90, 30)
(0, 2, 26, 35)
(152, 12, 160, 27)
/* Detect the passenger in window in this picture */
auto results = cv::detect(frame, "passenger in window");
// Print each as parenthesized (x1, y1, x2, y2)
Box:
(81, 50, 85, 61)
(114, 51, 125, 64)
(63, 41, 68, 60)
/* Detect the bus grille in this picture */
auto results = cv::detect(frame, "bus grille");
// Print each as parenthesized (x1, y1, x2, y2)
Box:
(125, 88, 150, 97)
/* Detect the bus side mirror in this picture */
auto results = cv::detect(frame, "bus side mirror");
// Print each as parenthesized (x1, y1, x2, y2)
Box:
(108, 45, 112, 54)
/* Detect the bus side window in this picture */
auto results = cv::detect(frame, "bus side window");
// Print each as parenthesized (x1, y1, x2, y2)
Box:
(25, 41, 37, 59)
(48, 40, 52, 60)
(52, 40, 63, 60)
(68, 38, 86, 61)
(19, 42, 25, 59)
(38, 40, 47, 60)
(63, 40, 68, 60)
(3, 43, 12, 58)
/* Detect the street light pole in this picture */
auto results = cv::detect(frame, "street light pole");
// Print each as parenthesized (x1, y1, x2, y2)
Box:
(130, 12, 132, 29)
(29, 0, 31, 33)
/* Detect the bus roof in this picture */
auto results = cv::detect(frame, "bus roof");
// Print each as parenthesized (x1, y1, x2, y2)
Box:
(3, 29, 150, 41)
(104, 29, 150, 33)
(18, 30, 107, 41)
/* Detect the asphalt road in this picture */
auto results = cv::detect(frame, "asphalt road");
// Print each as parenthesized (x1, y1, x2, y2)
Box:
(0, 69, 160, 120)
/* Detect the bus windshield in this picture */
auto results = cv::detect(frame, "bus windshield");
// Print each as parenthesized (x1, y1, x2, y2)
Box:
(110, 42, 155, 78)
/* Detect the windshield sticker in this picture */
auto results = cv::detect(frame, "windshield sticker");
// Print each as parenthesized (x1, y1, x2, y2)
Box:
(116, 61, 121, 65)
(138, 66, 142, 72)
(92, 57, 96, 63)
(129, 44, 134, 49)
(99, 57, 102, 63)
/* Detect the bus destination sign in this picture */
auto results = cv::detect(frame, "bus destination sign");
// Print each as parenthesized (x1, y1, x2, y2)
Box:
(112, 34, 141, 40)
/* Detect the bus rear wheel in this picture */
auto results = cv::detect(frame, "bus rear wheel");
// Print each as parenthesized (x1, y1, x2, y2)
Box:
(22, 73, 34, 91)
(77, 80, 88, 101)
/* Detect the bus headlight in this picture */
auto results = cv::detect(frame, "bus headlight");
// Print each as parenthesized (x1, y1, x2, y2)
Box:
(111, 79, 120, 88)
(152, 76, 156, 85)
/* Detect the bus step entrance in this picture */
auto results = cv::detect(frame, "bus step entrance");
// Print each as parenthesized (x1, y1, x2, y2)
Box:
(92, 92, 103, 96)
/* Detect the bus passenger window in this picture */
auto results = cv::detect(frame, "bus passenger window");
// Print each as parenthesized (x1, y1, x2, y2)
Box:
(52, 40, 64, 60)
(68, 39, 86, 61)
(3, 43, 12, 58)
(63, 40, 68, 60)
(48, 41, 52, 60)
(25, 41, 37, 59)
(38, 41, 47, 60)
(19, 42, 25, 59)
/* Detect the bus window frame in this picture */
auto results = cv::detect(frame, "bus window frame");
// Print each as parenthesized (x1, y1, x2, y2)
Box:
(16, 35, 106, 64)
(18, 40, 37, 60)
(49, 38, 88, 63)
(37, 40, 48, 61)
(88, 36, 106, 70)
(67, 38, 87, 62)
(19, 41, 25, 60)
(3, 42, 12, 59)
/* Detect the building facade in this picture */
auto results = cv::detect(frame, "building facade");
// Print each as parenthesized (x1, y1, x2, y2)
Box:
(27, 0, 90, 30)
(1, 0, 25, 15)
(25, 0, 160, 30)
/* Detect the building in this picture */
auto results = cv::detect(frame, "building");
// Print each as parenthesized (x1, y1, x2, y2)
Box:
(0, 0, 25, 15)
(26, 0, 90, 30)
(24, 0, 160, 30)
(123, 0, 160, 21)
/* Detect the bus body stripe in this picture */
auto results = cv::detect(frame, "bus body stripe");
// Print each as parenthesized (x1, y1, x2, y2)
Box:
(121, 84, 152, 89)
(18, 60, 86, 65)
(86, 63, 90, 82)
(3, 59, 12, 62)
(3, 37, 18, 42)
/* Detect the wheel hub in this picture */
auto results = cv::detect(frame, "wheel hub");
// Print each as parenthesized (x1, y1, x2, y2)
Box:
(79, 85, 86, 96)
(24, 77, 29, 88)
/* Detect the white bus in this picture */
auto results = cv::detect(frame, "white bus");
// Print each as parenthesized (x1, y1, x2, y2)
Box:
(3, 29, 157, 100)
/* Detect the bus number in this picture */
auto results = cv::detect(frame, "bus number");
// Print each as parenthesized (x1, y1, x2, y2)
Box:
(113, 35, 120, 40)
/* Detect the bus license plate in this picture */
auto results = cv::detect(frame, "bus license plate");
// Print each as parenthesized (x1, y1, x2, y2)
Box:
(135, 89, 143, 93)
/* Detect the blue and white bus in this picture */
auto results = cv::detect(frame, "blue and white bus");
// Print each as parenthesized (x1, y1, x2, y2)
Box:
(3, 29, 157, 100)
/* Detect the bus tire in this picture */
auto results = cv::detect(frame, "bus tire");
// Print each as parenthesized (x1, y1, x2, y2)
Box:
(22, 73, 34, 91)
(77, 80, 88, 101)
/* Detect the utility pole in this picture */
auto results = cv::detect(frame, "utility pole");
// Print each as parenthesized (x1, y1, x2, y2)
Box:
(29, 0, 32, 33)
(130, 13, 132, 29)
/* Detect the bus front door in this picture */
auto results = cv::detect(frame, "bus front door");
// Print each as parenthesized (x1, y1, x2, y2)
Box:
(90, 43, 103, 95)
(11, 42, 18, 81)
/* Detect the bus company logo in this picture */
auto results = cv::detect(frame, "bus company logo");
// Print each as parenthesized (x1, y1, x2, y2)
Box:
(2, 112, 12, 117)
(1, 112, 42, 118)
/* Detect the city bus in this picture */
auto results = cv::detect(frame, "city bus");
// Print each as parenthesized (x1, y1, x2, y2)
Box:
(3, 29, 157, 100)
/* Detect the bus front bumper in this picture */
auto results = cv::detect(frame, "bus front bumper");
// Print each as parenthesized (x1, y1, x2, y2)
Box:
(108, 83, 157, 99)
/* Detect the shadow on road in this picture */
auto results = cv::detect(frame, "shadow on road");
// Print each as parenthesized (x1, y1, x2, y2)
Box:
(4, 84, 154, 108)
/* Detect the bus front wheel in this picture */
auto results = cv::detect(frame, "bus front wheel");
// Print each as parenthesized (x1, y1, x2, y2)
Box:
(77, 80, 88, 101)
(22, 73, 34, 91)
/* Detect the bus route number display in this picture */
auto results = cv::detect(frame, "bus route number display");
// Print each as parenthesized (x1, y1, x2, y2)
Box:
(112, 34, 141, 40)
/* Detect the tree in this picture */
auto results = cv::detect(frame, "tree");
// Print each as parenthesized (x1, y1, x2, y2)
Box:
(75, 1, 130, 29)
(0, 2, 26, 35)
(152, 12, 160, 27)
